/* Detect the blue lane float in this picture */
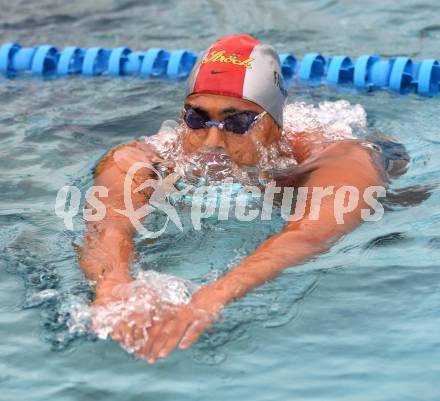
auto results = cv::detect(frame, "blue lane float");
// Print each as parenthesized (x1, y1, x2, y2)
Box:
(82, 47, 111, 76)
(353, 55, 380, 90)
(414, 59, 439, 96)
(298, 53, 326, 83)
(279, 53, 296, 85)
(140, 48, 170, 77)
(57, 47, 85, 76)
(1, 42, 440, 97)
(327, 56, 354, 86)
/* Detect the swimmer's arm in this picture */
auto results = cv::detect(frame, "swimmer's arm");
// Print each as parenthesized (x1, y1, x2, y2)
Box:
(78, 141, 161, 302)
(189, 143, 384, 324)
(141, 143, 384, 362)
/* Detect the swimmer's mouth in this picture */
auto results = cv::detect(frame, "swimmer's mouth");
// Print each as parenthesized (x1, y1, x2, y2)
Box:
(196, 147, 232, 161)
(177, 149, 235, 183)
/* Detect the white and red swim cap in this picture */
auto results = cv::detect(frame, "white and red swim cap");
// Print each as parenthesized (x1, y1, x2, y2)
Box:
(186, 34, 287, 127)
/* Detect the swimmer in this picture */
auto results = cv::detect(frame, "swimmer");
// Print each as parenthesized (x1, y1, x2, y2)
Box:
(78, 34, 408, 363)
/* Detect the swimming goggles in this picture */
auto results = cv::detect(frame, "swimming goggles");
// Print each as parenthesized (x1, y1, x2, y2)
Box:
(183, 105, 266, 135)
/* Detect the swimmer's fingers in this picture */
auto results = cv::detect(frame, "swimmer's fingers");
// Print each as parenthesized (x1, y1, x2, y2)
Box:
(146, 322, 178, 364)
(154, 320, 192, 360)
(151, 309, 214, 361)
(111, 320, 133, 346)
(136, 316, 167, 361)
(121, 320, 141, 351)
(110, 314, 146, 351)
(137, 308, 185, 363)
(110, 324, 124, 342)
(178, 316, 213, 350)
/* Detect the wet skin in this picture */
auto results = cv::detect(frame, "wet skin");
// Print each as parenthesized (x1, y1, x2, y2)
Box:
(79, 93, 386, 363)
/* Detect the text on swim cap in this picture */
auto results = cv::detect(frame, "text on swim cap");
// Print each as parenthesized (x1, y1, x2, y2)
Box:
(202, 50, 254, 69)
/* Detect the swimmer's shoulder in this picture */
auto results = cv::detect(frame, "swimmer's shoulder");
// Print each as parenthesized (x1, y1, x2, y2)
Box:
(291, 131, 373, 163)
(95, 140, 162, 177)
(316, 139, 377, 165)
(292, 139, 382, 183)
(290, 131, 365, 164)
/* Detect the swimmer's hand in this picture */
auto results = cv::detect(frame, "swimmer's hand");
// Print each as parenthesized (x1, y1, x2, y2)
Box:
(91, 279, 160, 353)
(136, 290, 224, 364)
(92, 280, 223, 363)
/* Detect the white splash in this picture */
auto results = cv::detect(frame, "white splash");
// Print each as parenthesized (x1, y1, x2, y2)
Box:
(68, 271, 199, 355)
(283, 100, 367, 140)
(141, 119, 181, 160)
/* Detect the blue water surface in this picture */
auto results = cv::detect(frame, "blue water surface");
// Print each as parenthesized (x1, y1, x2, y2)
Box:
(1, 1, 440, 400)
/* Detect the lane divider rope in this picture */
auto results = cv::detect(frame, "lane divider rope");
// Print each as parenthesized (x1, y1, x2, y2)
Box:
(1, 43, 439, 97)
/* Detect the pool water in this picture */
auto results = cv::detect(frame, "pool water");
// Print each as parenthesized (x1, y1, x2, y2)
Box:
(1, 1, 440, 400)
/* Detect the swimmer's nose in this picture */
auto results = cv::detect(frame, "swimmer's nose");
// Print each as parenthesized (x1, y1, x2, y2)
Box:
(202, 126, 226, 149)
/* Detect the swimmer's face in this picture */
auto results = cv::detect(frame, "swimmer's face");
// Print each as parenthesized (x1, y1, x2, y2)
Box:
(180, 93, 282, 166)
